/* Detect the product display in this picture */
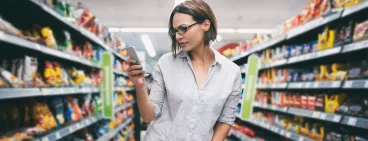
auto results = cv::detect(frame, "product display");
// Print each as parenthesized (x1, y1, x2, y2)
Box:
(0, 0, 138, 141)
(231, 1, 368, 141)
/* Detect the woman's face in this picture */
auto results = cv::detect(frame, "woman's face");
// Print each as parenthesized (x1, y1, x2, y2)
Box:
(172, 13, 209, 52)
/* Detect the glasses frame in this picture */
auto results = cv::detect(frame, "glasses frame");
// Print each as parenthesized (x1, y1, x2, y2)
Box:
(169, 22, 200, 36)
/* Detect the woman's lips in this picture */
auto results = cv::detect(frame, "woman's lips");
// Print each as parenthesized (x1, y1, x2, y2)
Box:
(180, 42, 188, 48)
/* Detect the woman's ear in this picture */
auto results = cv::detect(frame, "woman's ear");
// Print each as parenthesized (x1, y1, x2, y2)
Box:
(203, 19, 211, 32)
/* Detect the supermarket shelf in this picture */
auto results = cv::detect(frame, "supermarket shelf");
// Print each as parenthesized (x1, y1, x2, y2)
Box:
(28, 0, 127, 61)
(341, 1, 368, 17)
(253, 103, 343, 123)
(230, 52, 251, 62)
(287, 46, 342, 64)
(0, 31, 100, 68)
(288, 81, 342, 89)
(288, 107, 342, 123)
(253, 103, 288, 113)
(113, 70, 128, 77)
(256, 83, 288, 89)
(114, 87, 135, 91)
(238, 116, 314, 141)
(36, 114, 103, 141)
(341, 116, 368, 130)
(287, 11, 342, 39)
(342, 79, 368, 89)
(261, 59, 287, 69)
(230, 36, 285, 63)
(114, 101, 135, 113)
(341, 40, 368, 53)
(0, 87, 100, 100)
(230, 129, 255, 141)
(96, 116, 134, 141)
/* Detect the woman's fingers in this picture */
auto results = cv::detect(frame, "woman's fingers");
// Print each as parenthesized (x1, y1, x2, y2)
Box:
(127, 58, 138, 65)
(128, 70, 144, 77)
(127, 64, 143, 72)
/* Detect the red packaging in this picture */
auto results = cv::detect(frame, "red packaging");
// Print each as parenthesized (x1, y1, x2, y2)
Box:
(308, 96, 316, 110)
(301, 95, 308, 109)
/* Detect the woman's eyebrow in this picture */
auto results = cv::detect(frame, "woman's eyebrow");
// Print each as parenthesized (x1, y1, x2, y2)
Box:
(174, 24, 188, 29)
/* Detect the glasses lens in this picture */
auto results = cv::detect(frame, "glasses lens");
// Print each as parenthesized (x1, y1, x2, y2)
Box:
(178, 27, 187, 35)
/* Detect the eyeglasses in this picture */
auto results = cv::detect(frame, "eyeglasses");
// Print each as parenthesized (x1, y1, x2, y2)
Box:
(169, 22, 199, 36)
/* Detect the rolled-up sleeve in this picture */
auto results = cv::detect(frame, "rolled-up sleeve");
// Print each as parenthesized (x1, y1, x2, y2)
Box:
(149, 60, 166, 119)
(217, 70, 242, 125)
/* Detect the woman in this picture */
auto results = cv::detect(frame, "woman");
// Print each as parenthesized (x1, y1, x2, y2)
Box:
(127, 0, 242, 140)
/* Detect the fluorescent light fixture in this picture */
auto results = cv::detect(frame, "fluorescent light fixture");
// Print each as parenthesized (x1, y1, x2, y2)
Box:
(108, 28, 120, 32)
(120, 28, 167, 33)
(108, 28, 273, 34)
(218, 28, 236, 33)
(236, 29, 273, 33)
(175, 0, 185, 7)
(140, 34, 156, 57)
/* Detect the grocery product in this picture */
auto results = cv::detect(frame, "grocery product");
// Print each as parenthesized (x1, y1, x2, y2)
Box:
(353, 19, 368, 42)
(41, 27, 58, 48)
(48, 98, 65, 126)
(44, 61, 56, 87)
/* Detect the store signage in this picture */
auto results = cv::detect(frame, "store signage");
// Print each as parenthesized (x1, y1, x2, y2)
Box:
(102, 52, 113, 119)
(240, 55, 260, 120)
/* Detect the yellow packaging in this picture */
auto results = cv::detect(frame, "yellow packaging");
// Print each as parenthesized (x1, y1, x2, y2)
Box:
(318, 26, 335, 50)
(325, 94, 347, 113)
(41, 27, 57, 48)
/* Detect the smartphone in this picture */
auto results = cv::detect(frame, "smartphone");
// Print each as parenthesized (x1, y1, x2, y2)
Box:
(125, 46, 141, 65)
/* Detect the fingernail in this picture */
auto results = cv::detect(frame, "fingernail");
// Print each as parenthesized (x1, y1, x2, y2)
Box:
(142, 70, 145, 73)
(139, 66, 143, 69)
(132, 60, 137, 64)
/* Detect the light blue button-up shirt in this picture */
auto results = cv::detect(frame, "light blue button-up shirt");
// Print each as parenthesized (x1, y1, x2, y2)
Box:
(143, 48, 242, 141)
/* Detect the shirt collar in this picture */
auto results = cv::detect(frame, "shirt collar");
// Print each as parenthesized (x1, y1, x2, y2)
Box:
(177, 47, 224, 65)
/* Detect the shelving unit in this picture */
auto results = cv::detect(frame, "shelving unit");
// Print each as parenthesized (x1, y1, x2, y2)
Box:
(229, 129, 255, 141)
(37, 114, 103, 141)
(96, 116, 135, 141)
(28, 0, 127, 61)
(233, 2, 368, 141)
(0, 0, 139, 140)
(231, 2, 368, 64)
(237, 115, 315, 141)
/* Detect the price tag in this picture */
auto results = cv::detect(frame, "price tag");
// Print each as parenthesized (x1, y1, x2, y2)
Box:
(348, 117, 357, 126)
(77, 123, 82, 128)
(344, 81, 353, 88)
(313, 82, 319, 88)
(280, 130, 285, 135)
(332, 81, 341, 87)
(271, 105, 277, 110)
(69, 127, 74, 132)
(305, 82, 311, 88)
(333, 115, 341, 122)
(286, 132, 291, 138)
(283, 107, 288, 112)
(55, 132, 61, 139)
(299, 137, 304, 141)
(42, 138, 49, 141)
(320, 113, 327, 120)
(312, 112, 321, 118)
(364, 81, 368, 88)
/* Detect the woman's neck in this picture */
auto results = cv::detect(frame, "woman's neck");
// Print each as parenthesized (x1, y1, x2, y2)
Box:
(189, 44, 215, 66)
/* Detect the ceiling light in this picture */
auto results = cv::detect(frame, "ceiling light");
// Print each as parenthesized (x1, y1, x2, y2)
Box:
(218, 28, 236, 33)
(236, 29, 273, 33)
(140, 34, 156, 57)
(120, 28, 167, 33)
(108, 28, 120, 32)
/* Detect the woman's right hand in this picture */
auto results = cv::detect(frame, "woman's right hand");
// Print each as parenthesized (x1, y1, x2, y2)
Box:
(127, 58, 146, 88)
